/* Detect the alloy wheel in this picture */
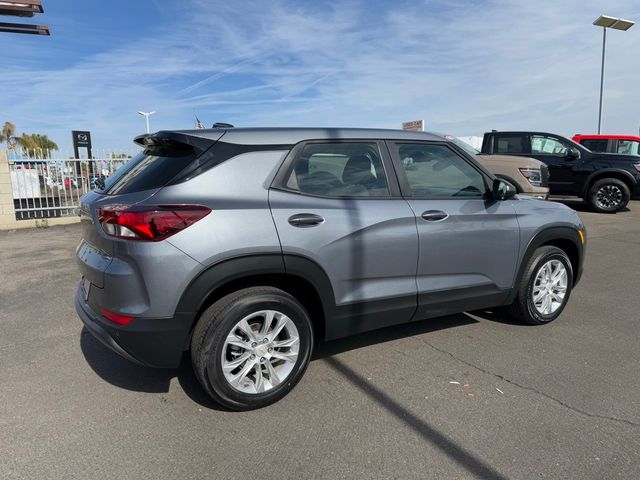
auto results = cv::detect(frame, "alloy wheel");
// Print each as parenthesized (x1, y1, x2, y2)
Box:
(596, 184, 623, 210)
(532, 259, 568, 316)
(221, 310, 300, 394)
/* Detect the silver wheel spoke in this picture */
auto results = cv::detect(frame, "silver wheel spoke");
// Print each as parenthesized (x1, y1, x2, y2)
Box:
(236, 318, 258, 342)
(268, 315, 291, 341)
(225, 333, 248, 349)
(270, 351, 297, 363)
(222, 351, 252, 372)
(254, 363, 265, 393)
(229, 359, 257, 387)
(260, 310, 275, 336)
(272, 337, 299, 349)
(265, 360, 281, 386)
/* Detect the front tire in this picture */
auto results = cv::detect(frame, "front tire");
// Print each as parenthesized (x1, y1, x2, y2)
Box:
(191, 287, 314, 410)
(587, 178, 630, 213)
(507, 246, 573, 325)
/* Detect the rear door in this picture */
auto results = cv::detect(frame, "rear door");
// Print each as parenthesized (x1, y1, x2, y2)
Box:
(387, 141, 520, 320)
(269, 140, 419, 339)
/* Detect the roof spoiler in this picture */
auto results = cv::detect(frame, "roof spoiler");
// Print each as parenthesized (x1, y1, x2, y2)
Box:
(133, 131, 222, 154)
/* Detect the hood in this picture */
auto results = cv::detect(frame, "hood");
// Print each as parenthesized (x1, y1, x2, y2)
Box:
(476, 153, 545, 169)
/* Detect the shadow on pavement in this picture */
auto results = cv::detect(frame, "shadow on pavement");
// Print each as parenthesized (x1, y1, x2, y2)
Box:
(313, 312, 477, 359)
(79, 328, 228, 411)
(324, 356, 508, 480)
(80, 312, 497, 410)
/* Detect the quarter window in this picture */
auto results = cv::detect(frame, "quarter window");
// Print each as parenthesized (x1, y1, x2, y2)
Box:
(393, 143, 487, 198)
(286, 142, 389, 197)
(531, 135, 569, 155)
(617, 140, 640, 156)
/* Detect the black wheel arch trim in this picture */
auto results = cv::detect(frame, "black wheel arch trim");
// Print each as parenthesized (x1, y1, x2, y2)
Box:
(582, 168, 637, 197)
(175, 253, 337, 335)
(506, 225, 584, 304)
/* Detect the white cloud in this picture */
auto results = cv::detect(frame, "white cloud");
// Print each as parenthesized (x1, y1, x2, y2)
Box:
(1, 0, 639, 151)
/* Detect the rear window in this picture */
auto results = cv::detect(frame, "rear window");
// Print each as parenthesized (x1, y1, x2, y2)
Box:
(102, 142, 198, 195)
(580, 139, 608, 152)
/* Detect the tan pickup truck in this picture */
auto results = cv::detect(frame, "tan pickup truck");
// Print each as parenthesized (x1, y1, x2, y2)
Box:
(447, 135, 549, 199)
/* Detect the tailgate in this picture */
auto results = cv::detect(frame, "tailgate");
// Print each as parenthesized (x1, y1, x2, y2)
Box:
(77, 189, 158, 287)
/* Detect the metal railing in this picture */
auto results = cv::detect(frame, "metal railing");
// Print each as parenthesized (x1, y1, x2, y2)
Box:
(7, 148, 136, 220)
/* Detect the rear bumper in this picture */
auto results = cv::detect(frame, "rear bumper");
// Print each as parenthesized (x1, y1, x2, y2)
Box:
(75, 282, 194, 368)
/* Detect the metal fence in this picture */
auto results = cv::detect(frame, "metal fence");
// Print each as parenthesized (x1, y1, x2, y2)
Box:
(7, 148, 136, 220)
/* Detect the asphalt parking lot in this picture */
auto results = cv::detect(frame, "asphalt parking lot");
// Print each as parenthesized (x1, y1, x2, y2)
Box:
(1, 200, 639, 479)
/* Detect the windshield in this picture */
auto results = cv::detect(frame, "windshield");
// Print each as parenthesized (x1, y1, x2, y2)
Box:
(444, 135, 480, 156)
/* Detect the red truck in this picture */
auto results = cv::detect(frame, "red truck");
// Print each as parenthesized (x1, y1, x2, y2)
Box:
(572, 134, 640, 157)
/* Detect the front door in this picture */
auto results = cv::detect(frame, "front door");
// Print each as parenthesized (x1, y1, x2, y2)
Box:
(387, 141, 520, 321)
(528, 134, 583, 196)
(269, 140, 419, 339)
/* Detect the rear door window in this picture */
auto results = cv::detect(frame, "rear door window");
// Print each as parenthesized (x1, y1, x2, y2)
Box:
(580, 139, 608, 152)
(495, 135, 527, 154)
(286, 142, 390, 197)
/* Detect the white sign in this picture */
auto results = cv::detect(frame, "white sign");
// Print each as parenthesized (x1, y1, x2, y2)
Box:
(402, 120, 424, 131)
(10, 168, 41, 199)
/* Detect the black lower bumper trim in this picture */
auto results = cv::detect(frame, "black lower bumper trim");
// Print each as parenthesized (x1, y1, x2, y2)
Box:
(75, 282, 194, 368)
(75, 290, 147, 367)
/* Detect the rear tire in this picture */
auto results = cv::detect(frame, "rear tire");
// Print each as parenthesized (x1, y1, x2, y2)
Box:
(507, 246, 573, 325)
(587, 178, 630, 213)
(191, 287, 313, 410)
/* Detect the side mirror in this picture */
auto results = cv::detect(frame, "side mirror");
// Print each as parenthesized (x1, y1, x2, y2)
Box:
(566, 148, 580, 160)
(492, 178, 517, 201)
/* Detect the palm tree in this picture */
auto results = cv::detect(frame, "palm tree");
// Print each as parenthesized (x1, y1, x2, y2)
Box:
(0, 122, 16, 146)
(16, 133, 59, 158)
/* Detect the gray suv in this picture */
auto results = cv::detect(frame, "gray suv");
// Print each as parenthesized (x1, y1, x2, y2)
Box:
(75, 127, 586, 410)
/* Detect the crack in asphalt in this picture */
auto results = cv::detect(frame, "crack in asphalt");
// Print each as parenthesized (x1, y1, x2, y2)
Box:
(415, 336, 640, 429)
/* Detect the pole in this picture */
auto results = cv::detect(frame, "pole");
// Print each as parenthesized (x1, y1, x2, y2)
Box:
(597, 27, 606, 134)
(145, 114, 150, 134)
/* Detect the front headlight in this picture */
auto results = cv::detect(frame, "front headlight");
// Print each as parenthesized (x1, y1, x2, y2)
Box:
(633, 163, 640, 172)
(519, 168, 542, 186)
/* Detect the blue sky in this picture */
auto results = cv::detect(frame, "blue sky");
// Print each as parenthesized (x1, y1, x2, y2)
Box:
(2, 0, 640, 151)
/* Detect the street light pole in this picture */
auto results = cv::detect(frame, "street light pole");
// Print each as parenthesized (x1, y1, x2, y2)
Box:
(137, 111, 156, 134)
(593, 15, 635, 134)
(597, 27, 606, 134)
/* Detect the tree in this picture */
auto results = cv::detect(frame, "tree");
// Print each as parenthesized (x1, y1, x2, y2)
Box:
(0, 121, 16, 146)
(16, 133, 59, 157)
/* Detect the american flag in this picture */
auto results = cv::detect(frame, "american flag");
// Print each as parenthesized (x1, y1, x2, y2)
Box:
(195, 116, 205, 129)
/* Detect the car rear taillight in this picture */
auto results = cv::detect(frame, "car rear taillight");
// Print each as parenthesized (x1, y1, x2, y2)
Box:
(97, 205, 211, 241)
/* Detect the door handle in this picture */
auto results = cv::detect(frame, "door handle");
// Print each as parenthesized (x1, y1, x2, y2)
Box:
(421, 210, 448, 222)
(288, 213, 325, 227)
